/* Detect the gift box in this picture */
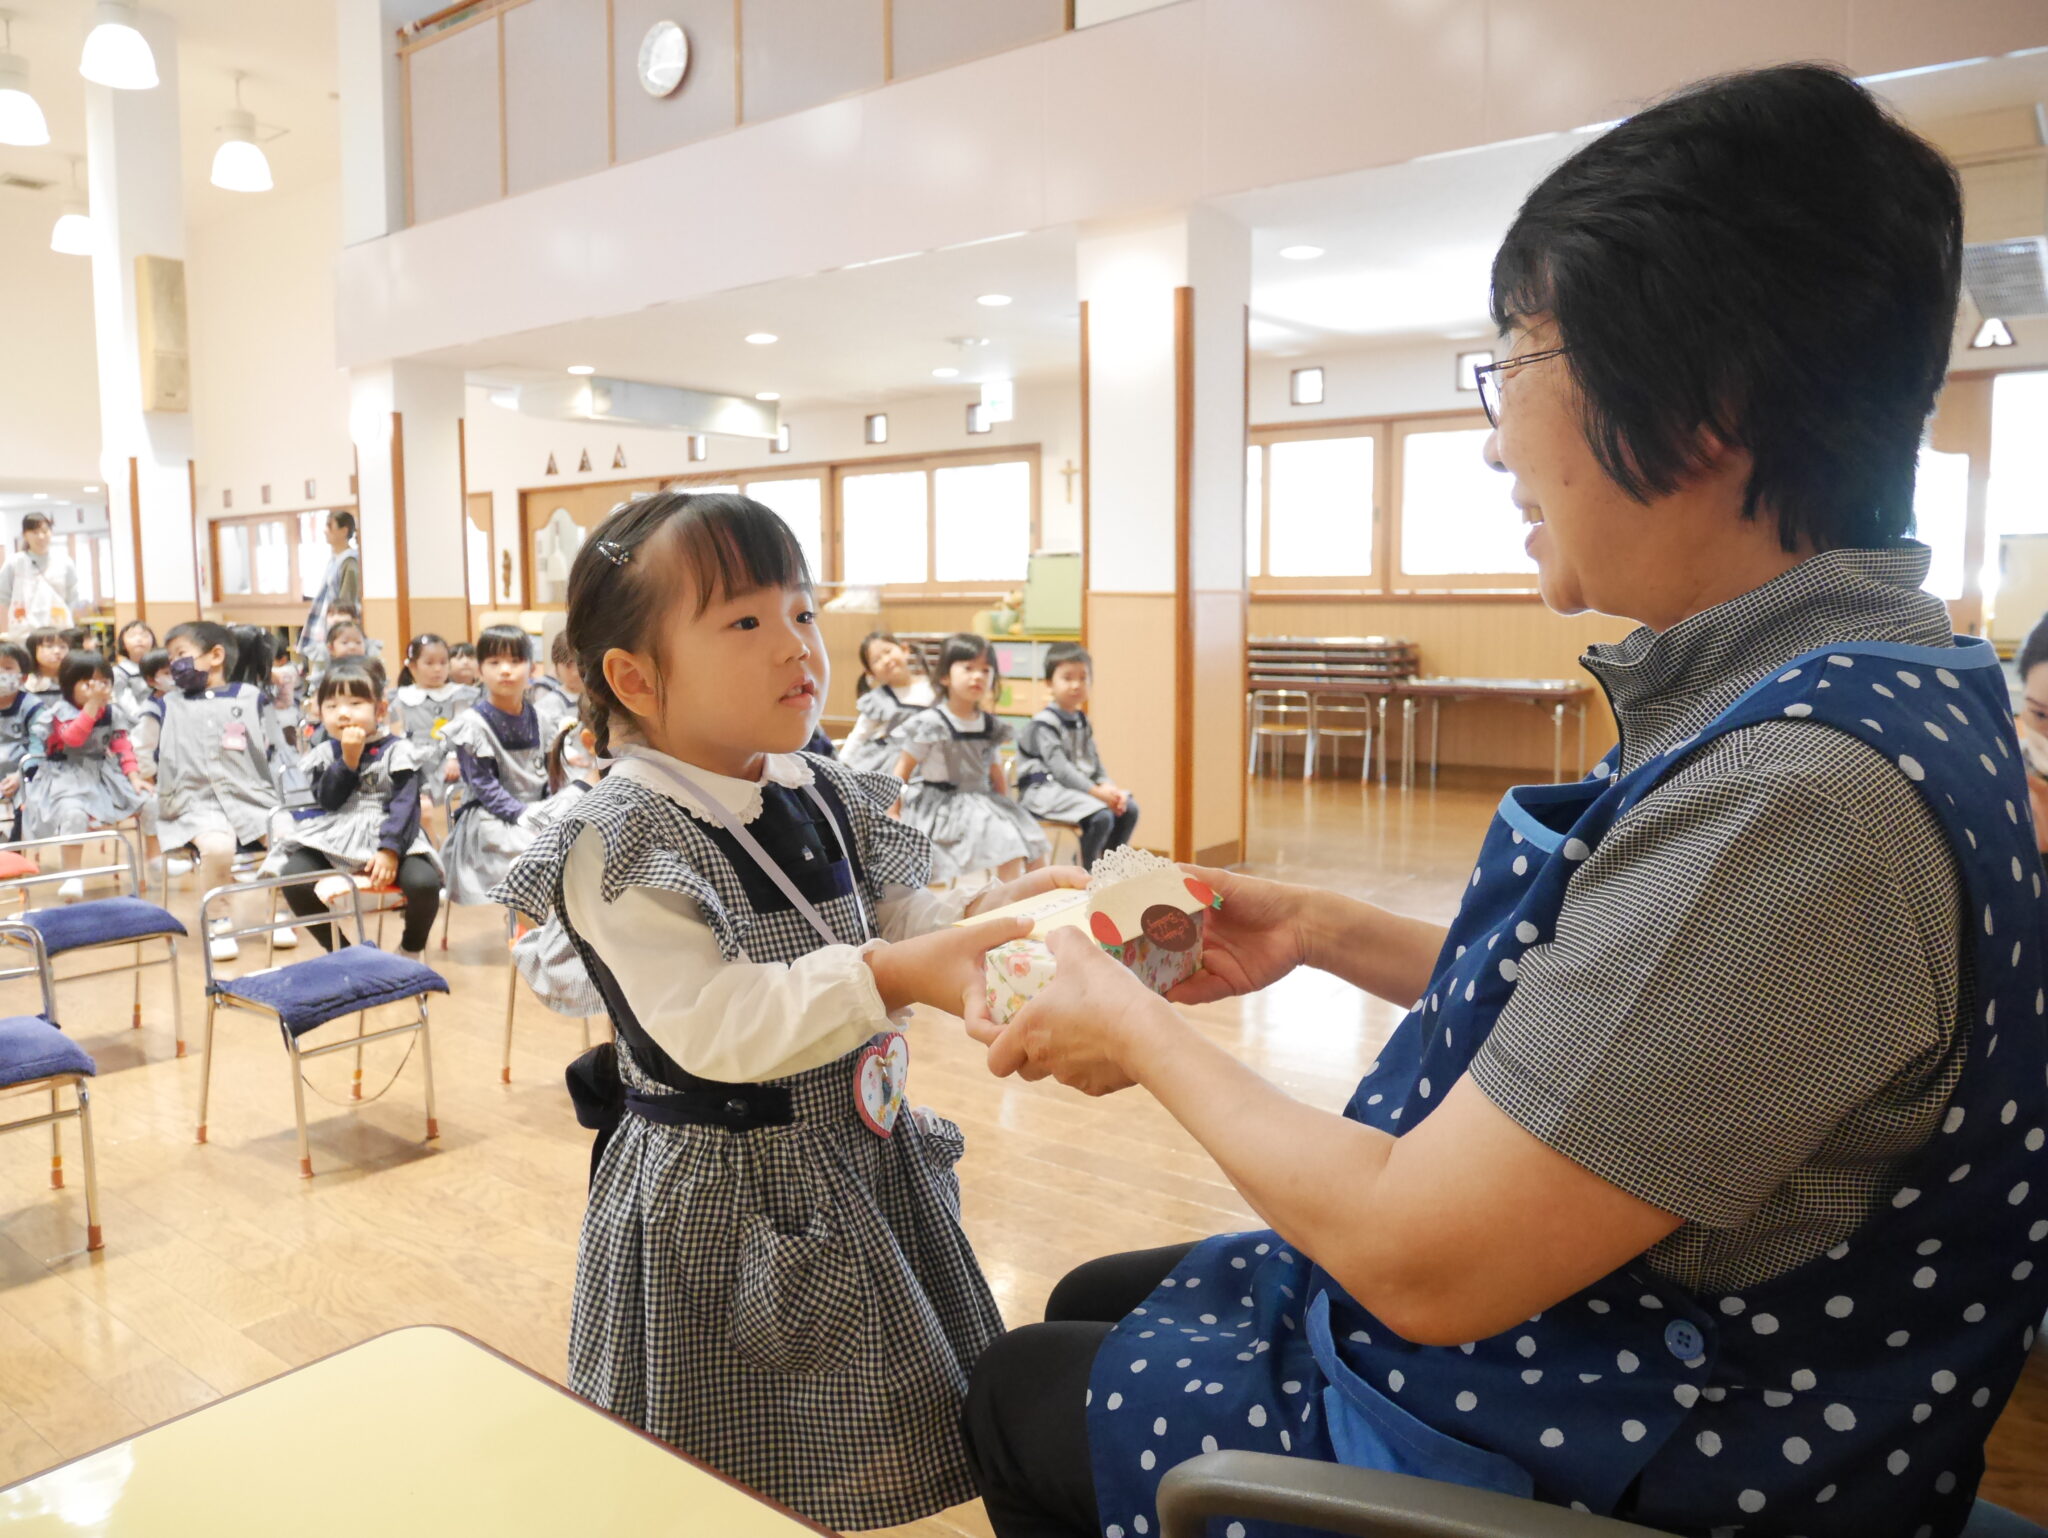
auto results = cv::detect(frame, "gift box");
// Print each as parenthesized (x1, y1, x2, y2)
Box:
(968, 848, 1220, 1025)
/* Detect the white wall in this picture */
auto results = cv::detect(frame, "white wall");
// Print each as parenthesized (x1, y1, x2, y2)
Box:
(464, 376, 1082, 602)
(1250, 336, 1483, 425)
(0, 222, 103, 485)
(186, 178, 356, 526)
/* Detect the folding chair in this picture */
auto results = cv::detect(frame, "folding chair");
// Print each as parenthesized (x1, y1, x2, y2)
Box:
(0, 920, 103, 1252)
(0, 831, 187, 1057)
(195, 872, 447, 1178)
(503, 911, 598, 1085)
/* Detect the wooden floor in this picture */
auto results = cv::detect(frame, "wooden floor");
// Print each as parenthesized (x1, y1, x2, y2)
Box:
(0, 772, 2041, 1532)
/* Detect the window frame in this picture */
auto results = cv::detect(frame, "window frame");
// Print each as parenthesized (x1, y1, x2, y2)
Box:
(208, 506, 357, 609)
(1389, 412, 1539, 593)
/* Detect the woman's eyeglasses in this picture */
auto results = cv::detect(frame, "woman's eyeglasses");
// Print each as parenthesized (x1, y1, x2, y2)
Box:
(1474, 346, 1570, 429)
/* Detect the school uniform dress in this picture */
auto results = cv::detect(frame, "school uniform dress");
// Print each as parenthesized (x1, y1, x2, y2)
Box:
(896, 706, 1050, 883)
(269, 736, 440, 874)
(530, 677, 578, 743)
(112, 657, 149, 712)
(23, 701, 148, 838)
(842, 680, 935, 775)
(441, 701, 546, 905)
(493, 748, 1004, 1530)
(147, 684, 282, 852)
(0, 692, 47, 792)
(1069, 547, 2048, 1538)
(391, 681, 479, 806)
(1014, 707, 1139, 867)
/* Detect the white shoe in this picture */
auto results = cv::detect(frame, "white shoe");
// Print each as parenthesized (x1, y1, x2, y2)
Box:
(398, 947, 425, 965)
(165, 855, 192, 877)
(207, 922, 239, 963)
(56, 877, 84, 902)
(269, 925, 300, 949)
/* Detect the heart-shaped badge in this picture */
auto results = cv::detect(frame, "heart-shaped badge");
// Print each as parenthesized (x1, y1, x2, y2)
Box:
(855, 1032, 910, 1138)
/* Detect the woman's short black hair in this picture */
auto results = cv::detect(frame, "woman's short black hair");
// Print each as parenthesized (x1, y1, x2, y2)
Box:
(475, 624, 535, 666)
(315, 658, 383, 708)
(566, 492, 812, 753)
(57, 650, 111, 707)
(1491, 64, 1962, 553)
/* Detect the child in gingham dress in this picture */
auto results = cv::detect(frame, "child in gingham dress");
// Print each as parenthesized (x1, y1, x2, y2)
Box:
(493, 491, 1080, 1529)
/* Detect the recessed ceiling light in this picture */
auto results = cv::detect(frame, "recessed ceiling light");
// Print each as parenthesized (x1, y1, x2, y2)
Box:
(31, 493, 46, 500)
(745, 332, 778, 345)
(932, 367, 960, 379)
(755, 391, 780, 401)
(976, 293, 1012, 307)
(82, 485, 99, 493)
(1278, 245, 1324, 261)
(566, 364, 595, 375)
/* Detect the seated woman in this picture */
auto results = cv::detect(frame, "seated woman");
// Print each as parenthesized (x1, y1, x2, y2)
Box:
(961, 66, 2047, 1538)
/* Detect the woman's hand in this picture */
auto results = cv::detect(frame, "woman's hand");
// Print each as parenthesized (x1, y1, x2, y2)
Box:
(365, 849, 398, 888)
(1165, 865, 1312, 1006)
(971, 926, 1173, 1096)
(866, 915, 1034, 1026)
(964, 862, 1088, 916)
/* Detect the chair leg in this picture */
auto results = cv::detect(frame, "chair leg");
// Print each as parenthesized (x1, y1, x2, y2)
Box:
(76, 1083, 102, 1252)
(418, 1001, 440, 1141)
(501, 962, 518, 1085)
(288, 1034, 313, 1179)
(195, 996, 217, 1143)
(1303, 729, 1317, 780)
(167, 939, 185, 1059)
(581, 1016, 592, 1049)
(131, 941, 142, 1029)
(440, 893, 453, 951)
(351, 1010, 367, 1100)
(48, 1084, 62, 1189)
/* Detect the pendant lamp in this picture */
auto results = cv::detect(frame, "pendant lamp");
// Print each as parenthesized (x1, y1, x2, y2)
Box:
(0, 14, 51, 146)
(78, 0, 155, 90)
(49, 155, 90, 255)
(210, 72, 272, 193)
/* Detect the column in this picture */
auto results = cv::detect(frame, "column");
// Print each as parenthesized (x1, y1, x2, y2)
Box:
(85, 5, 198, 629)
(1078, 207, 1249, 865)
(350, 361, 468, 658)
(336, 0, 408, 246)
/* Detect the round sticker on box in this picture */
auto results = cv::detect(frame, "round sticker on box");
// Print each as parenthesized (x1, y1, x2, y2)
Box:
(1140, 904, 1200, 952)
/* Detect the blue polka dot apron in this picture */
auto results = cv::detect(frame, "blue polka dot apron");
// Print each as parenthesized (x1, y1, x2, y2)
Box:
(1088, 638, 2048, 1538)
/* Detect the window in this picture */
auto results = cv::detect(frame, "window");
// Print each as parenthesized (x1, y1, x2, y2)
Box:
(211, 508, 355, 606)
(1245, 444, 1264, 578)
(218, 524, 251, 596)
(865, 413, 889, 446)
(298, 511, 331, 600)
(743, 475, 826, 579)
(1290, 367, 1325, 407)
(1396, 422, 1533, 583)
(253, 520, 290, 595)
(934, 459, 1032, 581)
(841, 471, 929, 586)
(1915, 443, 1972, 603)
(1267, 435, 1373, 578)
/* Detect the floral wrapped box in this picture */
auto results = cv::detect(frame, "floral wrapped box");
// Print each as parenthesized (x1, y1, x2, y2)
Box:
(968, 848, 1221, 1026)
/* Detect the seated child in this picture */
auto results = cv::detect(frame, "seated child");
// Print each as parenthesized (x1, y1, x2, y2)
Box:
(1013, 641, 1138, 867)
(531, 630, 582, 741)
(59, 625, 94, 655)
(23, 627, 65, 695)
(268, 660, 442, 960)
(112, 621, 156, 708)
(440, 624, 548, 906)
(492, 490, 1077, 1528)
(893, 633, 1050, 884)
(391, 632, 480, 817)
(841, 630, 933, 774)
(141, 648, 172, 699)
(448, 640, 479, 688)
(136, 622, 283, 960)
(24, 651, 152, 898)
(0, 642, 47, 837)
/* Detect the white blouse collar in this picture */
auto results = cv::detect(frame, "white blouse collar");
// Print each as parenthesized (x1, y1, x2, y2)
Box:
(614, 747, 814, 826)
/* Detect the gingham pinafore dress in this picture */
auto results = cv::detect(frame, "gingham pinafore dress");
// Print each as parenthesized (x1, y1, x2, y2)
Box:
(493, 752, 1003, 1530)
(1088, 637, 2048, 1538)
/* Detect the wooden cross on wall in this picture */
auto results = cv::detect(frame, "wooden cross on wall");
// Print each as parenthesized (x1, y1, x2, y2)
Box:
(1058, 459, 1079, 503)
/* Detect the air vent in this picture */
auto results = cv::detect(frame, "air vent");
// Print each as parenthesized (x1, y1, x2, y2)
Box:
(1962, 236, 2048, 320)
(0, 173, 53, 193)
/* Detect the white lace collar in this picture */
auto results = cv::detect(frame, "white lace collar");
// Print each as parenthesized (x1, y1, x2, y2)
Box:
(613, 747, 815, 826)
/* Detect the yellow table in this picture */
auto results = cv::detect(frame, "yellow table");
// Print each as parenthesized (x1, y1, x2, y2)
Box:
(0, 1325, 832, 1535)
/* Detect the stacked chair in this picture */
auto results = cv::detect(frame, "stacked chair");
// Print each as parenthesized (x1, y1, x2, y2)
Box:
(0, 919, 102, 1251)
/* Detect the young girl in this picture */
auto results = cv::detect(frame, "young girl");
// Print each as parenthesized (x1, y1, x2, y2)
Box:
(23, 627, 66, 695)
(390, 632, 478, 820)
(112, 620, 155, 709)
(0, 642, 46, 839)
(448, 640, 480, 688)
(269, 660, 442, 960)
(509, 716, 606, 1020)
(493, 492, 1077, 1529)
(841, 630, 933, 775)
(24, 652, 152, 898)
(439, 624, 548, 906)
(892, 633, 1050, 884)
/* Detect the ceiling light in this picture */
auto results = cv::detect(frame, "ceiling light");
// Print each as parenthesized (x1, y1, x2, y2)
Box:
(0, 18, 50, 147)
(755, 391, 780, 401)
(210, 74, 273, 192)
(744, 332, 777, 345)
(931, 367, 959, 379)
(30, 493, 46, 500)
(976, 293, 1012, 307)
(566, 364, 595, 375)
(49, 153, 89, 255)
(82, 485, 98, 493)
(79, 0, 156, 90)
(1279, 245, 1324, 261)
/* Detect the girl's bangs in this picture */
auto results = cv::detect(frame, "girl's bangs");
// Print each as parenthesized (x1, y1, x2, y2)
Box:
(668, 495, 813, 615)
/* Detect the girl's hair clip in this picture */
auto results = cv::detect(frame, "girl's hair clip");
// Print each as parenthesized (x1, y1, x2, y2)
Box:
(595, 539, 631, 567)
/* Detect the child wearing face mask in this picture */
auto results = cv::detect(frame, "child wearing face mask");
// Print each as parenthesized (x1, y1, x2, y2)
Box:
(266, 660, 443, 961)
(134, 622, 283, 961)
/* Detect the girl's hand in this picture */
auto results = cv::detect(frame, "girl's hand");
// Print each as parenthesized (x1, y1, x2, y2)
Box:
(1165, 864, 1311, 1006)
(84, 679, 111, 713)
(0, 774, 18, 800)
(971, 925, 1169, 1096)
(866, 916, 1034, 1026)
(365, 849, 398, 888)
(338, 725, 367, 768)
(965, 863, 1088, 916)
(126, 770, 149, 795)
(442, 758, 460, 782)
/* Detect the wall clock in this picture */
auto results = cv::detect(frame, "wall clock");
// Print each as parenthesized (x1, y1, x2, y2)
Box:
(638, 20, 689, 98)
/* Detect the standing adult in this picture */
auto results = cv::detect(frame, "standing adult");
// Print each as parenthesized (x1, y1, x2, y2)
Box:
(0, 511, 80, 641)
(300, 510, 361, 665)
(961, 66, 2048, 1538)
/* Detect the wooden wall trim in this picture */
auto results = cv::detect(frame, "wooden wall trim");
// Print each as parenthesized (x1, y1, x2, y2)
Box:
(458, 415, 472, 613)
(127, 457, 146, 621)
(391, 411, 413, 646)
(1239, 302, 1250, 867)
(1172, 284, 1194, 863)
(186, 459, 203, 620)
(1079, 298, 1090, 648)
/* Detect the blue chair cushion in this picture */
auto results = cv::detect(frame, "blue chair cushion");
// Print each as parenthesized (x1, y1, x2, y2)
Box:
(210, 947, 449, 1037)
(0, 1014, 93, 1084)
(1963, 1501, 2048, 1538)
(23, 897, 187, 954)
